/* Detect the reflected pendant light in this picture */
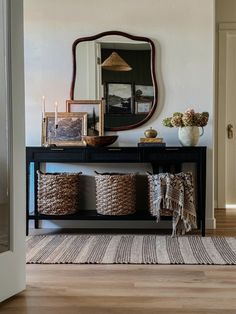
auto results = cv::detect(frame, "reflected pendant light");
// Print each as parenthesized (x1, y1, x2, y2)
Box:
(101, 52, 132, 71)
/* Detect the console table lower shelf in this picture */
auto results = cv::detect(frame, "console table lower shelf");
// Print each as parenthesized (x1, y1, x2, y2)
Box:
(28, 210, 172, 221)
(28, 211, 173, 233)
(26, 146, 206, 236)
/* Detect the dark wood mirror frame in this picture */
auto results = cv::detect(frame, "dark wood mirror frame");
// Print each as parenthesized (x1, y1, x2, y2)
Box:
(70, 31, 158, 131)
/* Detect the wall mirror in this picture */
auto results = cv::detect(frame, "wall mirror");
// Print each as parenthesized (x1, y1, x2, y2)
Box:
(70, 31, 158, 131)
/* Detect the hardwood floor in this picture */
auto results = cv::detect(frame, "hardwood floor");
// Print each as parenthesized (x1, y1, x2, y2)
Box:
(0, 209, 236, 314)
(211, 208, 236, 236)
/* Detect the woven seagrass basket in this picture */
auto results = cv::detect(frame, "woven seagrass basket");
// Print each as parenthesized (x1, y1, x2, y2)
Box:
(95, 172, 136, 215)
(37, 171, 81, 215)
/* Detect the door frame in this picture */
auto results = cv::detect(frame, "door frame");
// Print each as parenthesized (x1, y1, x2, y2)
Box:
(217, 23, 236, 208)
(0, 0, 26, 302)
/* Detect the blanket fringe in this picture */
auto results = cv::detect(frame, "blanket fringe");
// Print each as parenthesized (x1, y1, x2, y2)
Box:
(149, 172, 197, 237)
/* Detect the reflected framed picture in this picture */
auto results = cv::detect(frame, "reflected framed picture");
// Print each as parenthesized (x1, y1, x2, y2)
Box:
(66, 100, 104, 136)
(42, 112, 87, 146)
(135, 85, 154, 102)
(135, 101, 152, 114)
(105, 83, 133, 114)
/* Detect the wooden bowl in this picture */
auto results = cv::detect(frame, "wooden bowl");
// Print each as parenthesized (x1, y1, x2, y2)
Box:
(83, 135, 118, 147)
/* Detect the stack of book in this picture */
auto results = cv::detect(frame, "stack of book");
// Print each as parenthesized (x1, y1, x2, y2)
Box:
(138, 137, 166, 147)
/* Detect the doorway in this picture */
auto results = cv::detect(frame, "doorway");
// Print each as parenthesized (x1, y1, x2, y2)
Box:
(217, 23, 236, 209)
(0, 0, 26, 302)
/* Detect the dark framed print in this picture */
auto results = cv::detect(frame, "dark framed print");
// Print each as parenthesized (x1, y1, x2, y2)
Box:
(66, 100, 104, 136)
(106, 83, 133, 114)
(42, 112, 87, 146)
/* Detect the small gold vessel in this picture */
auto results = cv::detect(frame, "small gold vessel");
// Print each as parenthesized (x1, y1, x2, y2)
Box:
(144, 127, 158, 138)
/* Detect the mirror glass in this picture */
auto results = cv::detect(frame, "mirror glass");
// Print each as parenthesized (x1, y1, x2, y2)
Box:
(71, 32, 157, 131)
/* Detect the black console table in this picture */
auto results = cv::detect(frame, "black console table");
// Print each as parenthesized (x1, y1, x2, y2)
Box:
(26, 146, 206, 236)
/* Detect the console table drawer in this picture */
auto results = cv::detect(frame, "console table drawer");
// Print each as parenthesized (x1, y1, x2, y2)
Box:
(86, 147, 140, 162)
(142, 148, 201, 163)
(33, 150, 85, 162)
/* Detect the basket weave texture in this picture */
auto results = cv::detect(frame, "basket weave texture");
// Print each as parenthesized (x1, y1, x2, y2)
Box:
(37, 171, 81, 215)
(147, 174, 172, 217)
(95, 173, 136, 215)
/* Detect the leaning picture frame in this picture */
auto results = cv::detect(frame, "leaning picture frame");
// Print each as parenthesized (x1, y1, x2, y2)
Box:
(66, 100, 104, 136)
(42, 112, 87, 146)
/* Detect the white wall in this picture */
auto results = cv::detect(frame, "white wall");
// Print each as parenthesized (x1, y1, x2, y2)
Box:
(24, 0, 215, 228)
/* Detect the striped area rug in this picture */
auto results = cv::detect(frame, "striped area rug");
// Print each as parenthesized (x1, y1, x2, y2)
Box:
(26, 235, 236, 265)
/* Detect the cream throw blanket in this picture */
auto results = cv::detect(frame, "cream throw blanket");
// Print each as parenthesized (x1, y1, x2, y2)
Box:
(148, 172, 197, 236)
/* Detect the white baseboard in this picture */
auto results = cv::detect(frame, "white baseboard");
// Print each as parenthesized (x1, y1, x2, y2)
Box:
(206, 217, 216, 229)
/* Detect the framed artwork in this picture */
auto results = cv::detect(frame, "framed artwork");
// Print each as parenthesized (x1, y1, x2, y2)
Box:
(135, 85, 154, 103)
(42, 112, 87, 146)
(135, 101, 153, 114)
(105, 83, 133, 114)
(66, 100, 104, 136)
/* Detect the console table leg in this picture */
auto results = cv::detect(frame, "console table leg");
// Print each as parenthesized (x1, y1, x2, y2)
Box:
(26, 219, 29, 236)
(26, 156, 30, 236)
(201, 153, 206, 237)
(197, 153, 206, 237)
(202, 218, 206, 237)
(34, 162, 40, 230)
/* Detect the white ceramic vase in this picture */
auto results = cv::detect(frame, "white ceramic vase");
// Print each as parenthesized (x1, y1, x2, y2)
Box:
(178, 126, 204, 146)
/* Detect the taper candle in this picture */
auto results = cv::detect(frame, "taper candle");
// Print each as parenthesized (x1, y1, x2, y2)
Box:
(55, 101, 58, 127)
(42, 96, 45, 119)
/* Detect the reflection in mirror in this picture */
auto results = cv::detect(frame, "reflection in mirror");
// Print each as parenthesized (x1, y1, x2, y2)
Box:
(71, 32, 157, 131)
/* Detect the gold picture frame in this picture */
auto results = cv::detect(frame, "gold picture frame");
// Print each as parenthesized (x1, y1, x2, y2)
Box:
(42, 112, 87, 146)
(66, 100, 104, 136)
